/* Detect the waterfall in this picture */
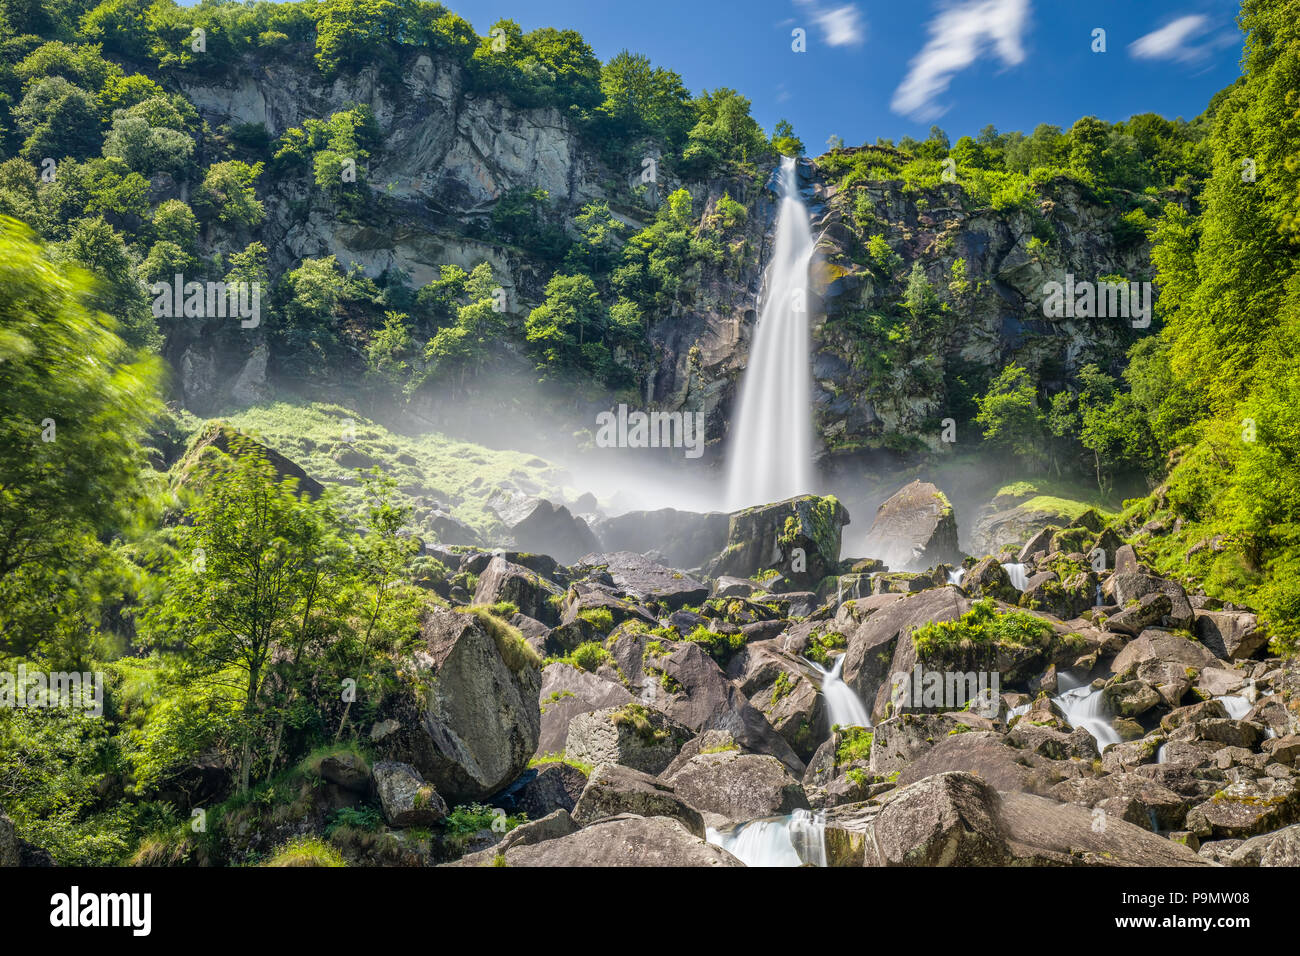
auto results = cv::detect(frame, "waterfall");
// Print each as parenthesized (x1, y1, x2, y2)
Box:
(1216, 695, 1252, 720)
(948, 567, 967, 587)
(1001, 562, 1029, 591)
(724, 156, 816, 510)
(1052, 672, 1122, 752)
(707, 809, 827, 867)
(809, 653, 872, 729)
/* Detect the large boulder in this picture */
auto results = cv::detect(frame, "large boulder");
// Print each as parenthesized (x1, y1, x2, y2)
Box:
(1185, 779, 1300, 839)
(705, 494, 849, 590)
(994, 790, 1212, 865)
(872, 772, 1011, 866)
(860, 480, 960, 572)
(448, 810, 581, 867)
(487, 492, 599, 563)
(536, 662, 635, 757)
(384, 608, 541, 803)
(606, 631, 806, 775)
(176, 423, 324, 500)
(564, 704, 692, 775)
(372, 760, 448, 827)
(1194, 610, 1269, 661)
(663, 751, 809, 825)
(1104, 573, 1194, 629)
(1112, 628, 1218, 674)
(571, 763, 705, 836)
(472, 556, 565, 625)
(487, 813, 742, 867)
(842, 587, 969, 720)
(969, 493, 1079, 559)
(1105, 592, 1173, 637)
(591, 508, 730, 570)
(873, 771, 1210, 867)
(571, 551, 709, 610)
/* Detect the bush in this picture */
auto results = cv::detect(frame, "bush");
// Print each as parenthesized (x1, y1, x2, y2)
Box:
(264, 836, 347, 867)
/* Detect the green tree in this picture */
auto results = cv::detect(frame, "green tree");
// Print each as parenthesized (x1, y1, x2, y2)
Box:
(143, 436, 341, 794)
(195, 160, 265, 229)
(974, 363, 1047, 472)
(0, 217, 161, 656)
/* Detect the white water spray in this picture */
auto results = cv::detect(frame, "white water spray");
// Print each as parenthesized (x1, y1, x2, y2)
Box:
(1053, 672, 1122, 752)
(707, 809, 827, 867)
(1002, 563, 1029, 592)
(809, 654, 872, 729)
(724, 156, 815, 510)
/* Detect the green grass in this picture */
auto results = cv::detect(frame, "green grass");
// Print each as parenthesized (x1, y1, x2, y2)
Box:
(577, 607, 615, 631)
(545, 641, 611, 673)
(457, 606, 542, 671)
(804, 628, 847, 665)
(264, 836, 347, 867)
(297, 741, 370, 779)
(216, 401, 564, 540)
(682, 625, 747, 664)
(911, 599, 1055, 657)
(529, 752, 594, 775)
(609, 703, 670, 744)
(442, 803, 526, 847)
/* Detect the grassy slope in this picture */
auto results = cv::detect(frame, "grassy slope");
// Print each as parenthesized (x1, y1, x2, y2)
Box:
(212, 402, 565, 540)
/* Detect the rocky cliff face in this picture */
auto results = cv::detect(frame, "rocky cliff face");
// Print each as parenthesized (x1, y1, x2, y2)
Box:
(174, 52, 1157, 463)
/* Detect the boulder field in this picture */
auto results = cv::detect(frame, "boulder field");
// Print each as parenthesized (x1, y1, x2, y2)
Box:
(199, 465, 1300, 866)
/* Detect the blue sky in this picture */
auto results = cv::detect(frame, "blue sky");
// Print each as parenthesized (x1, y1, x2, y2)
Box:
(444, 0, 1246, 148)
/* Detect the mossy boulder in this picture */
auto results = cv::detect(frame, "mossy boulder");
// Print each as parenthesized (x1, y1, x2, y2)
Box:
(860, 480, 960, 572)
(705, 494, 849, 590)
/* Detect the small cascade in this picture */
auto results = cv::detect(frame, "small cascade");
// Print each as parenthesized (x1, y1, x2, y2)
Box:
(1216, 679, 1257, 721)
(1001, 562, 1030, 592)
(706, 809, 827, 867)
(1216, 695, 1252, 720)
(809, 654, 872, 729)
(948, 567, 967, 587)
(1005, 702, 1031, 725)
(1155, 743, 1168, 764)
(1052, 672, 1122, 752)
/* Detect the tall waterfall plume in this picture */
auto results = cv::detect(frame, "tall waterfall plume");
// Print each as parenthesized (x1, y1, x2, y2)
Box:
(724, 156, 816, 510)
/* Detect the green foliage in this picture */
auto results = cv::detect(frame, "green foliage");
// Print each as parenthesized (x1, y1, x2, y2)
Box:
(0, 218, 162, 657)
(265, 835, 347, 867)
(975, 364, 1048, 472)
(443, 802, 523, 840)
(834, 727, 873, 766)
(683, 624, 746, 664)
(911, 599, 1055, 657)
(194, 160, 264, 229)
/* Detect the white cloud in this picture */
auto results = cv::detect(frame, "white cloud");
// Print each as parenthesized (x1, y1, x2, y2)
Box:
(1129, 15, 1212, 63)
(793, 0, 866, 48)
(891, 0, 1032, 121)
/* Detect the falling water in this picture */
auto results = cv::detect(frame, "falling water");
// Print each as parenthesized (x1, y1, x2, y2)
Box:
(1053, 672, 1122, 752)
(724, 156, 816, 510)
(1002, 563, 1029, 592)
(809, 654, 872, 729)
(707, 809, 827, 867)
(1216, 695, 1252, 720)
(948, 567, 967, 587)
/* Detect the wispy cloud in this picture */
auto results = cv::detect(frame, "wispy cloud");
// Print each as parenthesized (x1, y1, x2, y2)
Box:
(794, 0, 867, 48)
(1129, 15, 1224, 64)
(892, 0, 1032, 121)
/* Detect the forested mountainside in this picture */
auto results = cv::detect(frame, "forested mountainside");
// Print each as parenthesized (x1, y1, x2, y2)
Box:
(0, 0, 1297, 869)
